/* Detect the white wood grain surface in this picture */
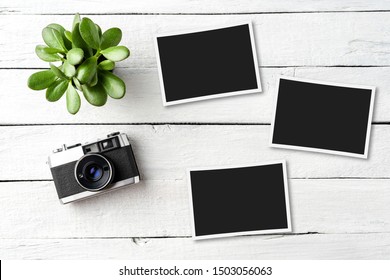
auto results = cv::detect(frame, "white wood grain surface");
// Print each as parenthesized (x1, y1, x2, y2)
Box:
(1, 125, 389, 181)
(2, 13, 390, 68)
(0, 67, 389, 124)
(3, 0, 390, 14)
(0, 0, 389, 259)
(0, 179, 389, 238)
(2, 234, 389, 260)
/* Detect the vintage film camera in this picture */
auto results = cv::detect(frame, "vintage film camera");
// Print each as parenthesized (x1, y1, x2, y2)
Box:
(48, 132, 140, 204)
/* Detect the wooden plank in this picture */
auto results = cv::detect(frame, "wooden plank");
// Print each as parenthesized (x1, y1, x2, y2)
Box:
(0, 125, 389, 181)
(1, 234, 389, 259)
(1, 67, 388, 124)
(2, 0, 390, 14)
(1, 13, 390, 68)
(0, 179, 389, 238)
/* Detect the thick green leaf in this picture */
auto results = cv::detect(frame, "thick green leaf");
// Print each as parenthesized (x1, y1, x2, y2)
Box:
(96, 24, 102, 38)
(100, 46, 130, 62)
(47, 23, 65, 32)
(46, 79, 68, 102)
(66, 82, 81, 114)
(67, 48, 84, 65)
(50, 63, 68, 80)
(100, 28, 122, 50)
(35, 45, 62, 62)
(63, 61, 76, 77)
(98, 60, 115, 70)
(72, 23, 93, 57)
(89, 72, 98, 87)
(72, 13, 81, 30)
(82, 83, 107, 106)
(27, 70, 57, 90)
(98, 70, 125, 99)
(36, 45, 62, 54)
(42, 27, 66, 52)
(79, 17, 100, 49)
(47, 23, 72, 50)
(64, 30, 72, 42)
(73, 77, 82, 91)
(76, 57, 97, 84)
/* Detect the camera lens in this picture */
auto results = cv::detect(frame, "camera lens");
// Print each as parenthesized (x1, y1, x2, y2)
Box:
(75, 154, 114, 191)
(85, 164, 103, 182)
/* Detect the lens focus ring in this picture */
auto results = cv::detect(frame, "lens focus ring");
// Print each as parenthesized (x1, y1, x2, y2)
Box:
(75, 154, 114, 191)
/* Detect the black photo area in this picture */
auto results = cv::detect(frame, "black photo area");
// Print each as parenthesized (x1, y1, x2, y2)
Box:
(272, 78, 373, 155)
(157, 24, 259, 102)
(190, 163, 288, 237)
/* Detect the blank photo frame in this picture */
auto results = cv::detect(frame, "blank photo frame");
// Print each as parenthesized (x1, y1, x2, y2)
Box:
(154, 22, 262, 106)
(270, 76, 376, 158)
(187, 161, 291, 240)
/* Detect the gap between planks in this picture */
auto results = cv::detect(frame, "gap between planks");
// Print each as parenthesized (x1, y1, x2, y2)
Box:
(3, 10, 390, 16)
(2, 232, 390, 241)
(3, 65, 390, 70)
(0, 123, 388, 127)
(1, 177, 390, 183)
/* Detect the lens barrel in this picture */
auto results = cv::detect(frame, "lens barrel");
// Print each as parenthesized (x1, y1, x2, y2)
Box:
(75, 154, 114, 191)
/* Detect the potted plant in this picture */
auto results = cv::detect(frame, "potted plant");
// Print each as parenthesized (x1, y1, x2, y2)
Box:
(27, 14, 130, 114)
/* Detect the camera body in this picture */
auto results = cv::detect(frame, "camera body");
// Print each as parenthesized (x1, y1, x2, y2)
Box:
(48, 132, 140, 204)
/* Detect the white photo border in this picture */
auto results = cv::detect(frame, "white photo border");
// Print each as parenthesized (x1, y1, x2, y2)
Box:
(269, 75, 376, 159)
(186, 160, 292, 240)
(154, 21, 262, 107)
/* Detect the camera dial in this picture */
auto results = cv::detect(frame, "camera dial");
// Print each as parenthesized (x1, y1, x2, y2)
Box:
(75, 154, 114, 191)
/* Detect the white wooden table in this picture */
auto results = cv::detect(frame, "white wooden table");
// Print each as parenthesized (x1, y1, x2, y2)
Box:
(1, 0, 390, 259)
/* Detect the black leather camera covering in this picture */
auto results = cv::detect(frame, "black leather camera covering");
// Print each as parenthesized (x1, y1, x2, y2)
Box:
(51, 145, 140, 199)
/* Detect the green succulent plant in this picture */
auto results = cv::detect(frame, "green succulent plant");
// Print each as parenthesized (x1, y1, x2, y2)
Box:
(27, 13, 130, 114)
